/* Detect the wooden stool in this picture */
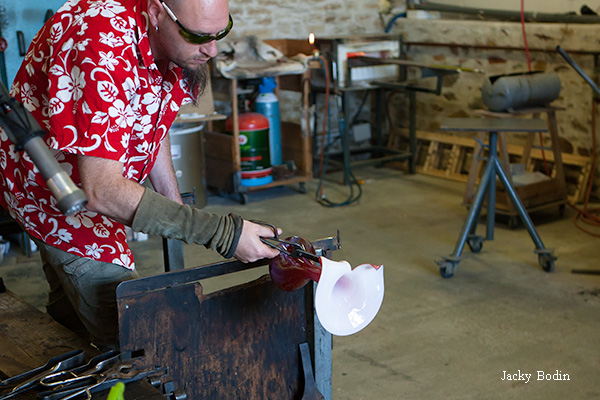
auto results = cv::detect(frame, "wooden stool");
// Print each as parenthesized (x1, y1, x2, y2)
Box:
(464, 107, 568, 227)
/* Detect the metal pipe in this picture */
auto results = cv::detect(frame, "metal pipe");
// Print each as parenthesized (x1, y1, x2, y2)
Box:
(404, 41, 600, 56)
(557, 46, 600, 97)
(451, 159, 495, 258)
(486, 131, 497, 241)
(413, 1, 600, 24)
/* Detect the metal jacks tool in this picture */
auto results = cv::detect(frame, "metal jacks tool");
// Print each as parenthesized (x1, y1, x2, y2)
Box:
(37, 357, 165, 400)
(251, 220, 321, 263)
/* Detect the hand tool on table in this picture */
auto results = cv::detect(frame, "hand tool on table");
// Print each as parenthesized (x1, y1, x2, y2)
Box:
(39, 350, 120, 389)
(250, 220, 321, 264)
(37, 362, 166, 400)
(0, 350, 85, 400)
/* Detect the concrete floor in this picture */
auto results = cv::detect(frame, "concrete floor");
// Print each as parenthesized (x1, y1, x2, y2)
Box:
(1, 166, 599, 399)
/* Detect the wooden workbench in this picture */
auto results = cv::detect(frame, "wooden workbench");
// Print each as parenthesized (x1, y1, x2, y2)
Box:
(0, 282, 164, 400)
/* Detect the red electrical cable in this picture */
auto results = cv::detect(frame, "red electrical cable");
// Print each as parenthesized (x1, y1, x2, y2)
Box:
(520, 0, 551, 176)
(568, 101, 600, 237)
(520, 0, 532, 71)
(317, 55, 330, 198)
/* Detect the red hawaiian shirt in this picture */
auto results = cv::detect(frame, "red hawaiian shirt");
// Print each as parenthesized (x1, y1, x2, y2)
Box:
(0, 0, 192, 269)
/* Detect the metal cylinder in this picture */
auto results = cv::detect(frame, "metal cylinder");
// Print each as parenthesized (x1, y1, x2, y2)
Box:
(169, 122, 207, 208)
(225, 112, 273, 187)
(481, 72, 561, 112)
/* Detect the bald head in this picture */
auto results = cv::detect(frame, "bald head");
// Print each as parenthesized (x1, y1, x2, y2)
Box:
(147, 0, 230, 101)
(163, 0, 229, 30)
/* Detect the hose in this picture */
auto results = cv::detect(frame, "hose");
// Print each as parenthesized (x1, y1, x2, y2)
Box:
(314, 56, 362, 207)
(568, 100, 600, 237)
(384, 12, 406, 33)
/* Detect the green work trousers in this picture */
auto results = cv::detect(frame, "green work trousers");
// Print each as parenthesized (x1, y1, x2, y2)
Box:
(30, 237, 139, 350)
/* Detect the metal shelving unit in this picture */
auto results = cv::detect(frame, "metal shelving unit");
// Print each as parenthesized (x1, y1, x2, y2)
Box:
(205, 69, 313, 204)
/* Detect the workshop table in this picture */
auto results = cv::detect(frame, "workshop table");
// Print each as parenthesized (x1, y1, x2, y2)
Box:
(436, 118, 556, 278)
(314, 55, 465, 187)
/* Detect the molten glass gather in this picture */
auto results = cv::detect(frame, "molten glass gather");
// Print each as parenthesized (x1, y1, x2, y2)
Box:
(268, 236, 321, 291)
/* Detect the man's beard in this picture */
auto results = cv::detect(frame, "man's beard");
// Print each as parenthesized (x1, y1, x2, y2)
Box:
(183, 64, 209, 105)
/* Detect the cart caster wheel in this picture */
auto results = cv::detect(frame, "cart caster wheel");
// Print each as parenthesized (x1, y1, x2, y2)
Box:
(238, 193, 248, 205)
(437, 260, 457, 278)
(298, 182, 307, 194)
(539, 254, 555, 273)
(508, 216, 520, 229)
(467, 236, 483, 253)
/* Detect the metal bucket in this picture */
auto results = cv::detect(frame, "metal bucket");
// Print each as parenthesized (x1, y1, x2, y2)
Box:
(169, 122, 207, 208)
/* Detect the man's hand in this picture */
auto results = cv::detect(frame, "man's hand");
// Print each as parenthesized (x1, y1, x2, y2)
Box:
(234, 220, 282, 263)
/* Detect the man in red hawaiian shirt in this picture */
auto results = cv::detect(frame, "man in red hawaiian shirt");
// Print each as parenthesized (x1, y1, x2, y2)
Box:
(0, 0, 280, 349)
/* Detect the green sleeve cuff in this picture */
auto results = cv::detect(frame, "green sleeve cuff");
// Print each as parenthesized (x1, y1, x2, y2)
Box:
(132, 188, 243, 259)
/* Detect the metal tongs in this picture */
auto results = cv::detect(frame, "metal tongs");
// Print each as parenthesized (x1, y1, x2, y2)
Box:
(36, 351, 165, 400)
(0, 350, 85, 400)
(251, 220, 321, 264)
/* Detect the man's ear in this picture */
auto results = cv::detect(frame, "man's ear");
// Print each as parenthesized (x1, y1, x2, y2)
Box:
(146, 0, 163, 29)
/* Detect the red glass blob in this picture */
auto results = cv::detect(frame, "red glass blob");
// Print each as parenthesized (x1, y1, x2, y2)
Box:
(268, 236, 321, 291)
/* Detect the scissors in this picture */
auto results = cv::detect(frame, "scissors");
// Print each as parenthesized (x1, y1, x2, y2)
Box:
(250, 220, 321, 263)
(0, 350, 85, 400)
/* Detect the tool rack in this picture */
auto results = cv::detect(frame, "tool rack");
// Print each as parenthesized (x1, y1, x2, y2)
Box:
(309, 47, 464, 185)
(343, 56, 461, 174)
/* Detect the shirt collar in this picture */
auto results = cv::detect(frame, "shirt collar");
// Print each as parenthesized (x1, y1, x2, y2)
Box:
(135, 0, 158, 71)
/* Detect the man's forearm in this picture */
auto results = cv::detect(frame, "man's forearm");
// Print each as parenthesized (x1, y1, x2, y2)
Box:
(149, 134, 182, 204)
(77, 155, 146, 225)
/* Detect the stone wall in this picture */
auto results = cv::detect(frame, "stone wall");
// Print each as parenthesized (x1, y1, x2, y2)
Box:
(392, 18, 600, 200)
(228, 0, 385, 40)
(223, 2, 599, 200)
